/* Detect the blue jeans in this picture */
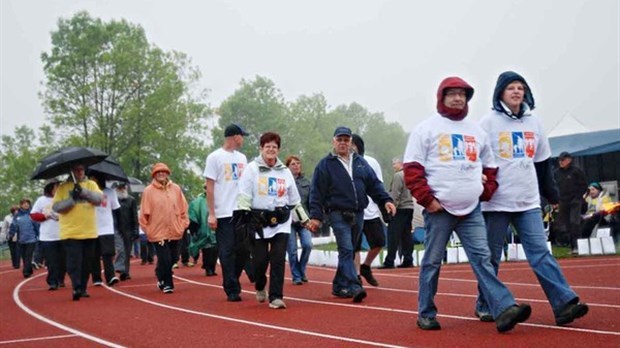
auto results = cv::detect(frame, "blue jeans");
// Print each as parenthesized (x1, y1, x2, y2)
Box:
(419, 205, 515, 319)
(287, 224, 313, 282)
(330, 211, 364, 293)
(476, 209, 578, 316)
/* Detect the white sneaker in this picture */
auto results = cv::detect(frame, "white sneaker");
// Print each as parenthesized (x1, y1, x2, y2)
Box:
(256, 290, 267, 303)
(269, 298, 286, 309)
(108, 277, 120, 286)
(93, 281, 103, 287)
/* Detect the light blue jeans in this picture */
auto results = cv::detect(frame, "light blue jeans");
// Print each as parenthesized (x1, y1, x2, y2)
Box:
(287, 224, 313, 282)
(330, 211, 364, 293)
(419, 205, 516, 319)
(476, 209, 578, 316)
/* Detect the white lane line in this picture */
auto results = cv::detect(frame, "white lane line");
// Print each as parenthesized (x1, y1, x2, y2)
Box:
(0, 270, 19, 276)
(12, 273, 126, 348)
(173, 275, 620, 336)
(104, 284, 409, 348)
(0, 334, 77, 345)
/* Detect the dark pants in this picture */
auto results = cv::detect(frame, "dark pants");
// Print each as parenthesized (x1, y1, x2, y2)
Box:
(581, 215, 603, 238)
(384, 208, 414, 266)
(8, 240, 20, 269)
(140, 235, 155, 263)
(253, 233, 288, 302)
(63, 238, 96, 293)
(19, 243, 36, 277)
(41, 240, 66, 287)
(154, 239, 179, 289)
(178, 231, 190, 264)
(33, 241, 43, 266)
(118, 231, 133, 276)
(201, 246, 219, 273)
(557, 199, 583, 249)
(216, 217, 249, 297)
(91, 235, 116, 284)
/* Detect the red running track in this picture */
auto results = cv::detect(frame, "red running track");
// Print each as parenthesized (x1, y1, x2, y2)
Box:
(1, 256, 619, 347)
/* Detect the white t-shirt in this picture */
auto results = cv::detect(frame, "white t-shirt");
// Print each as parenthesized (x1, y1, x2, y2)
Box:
(95, 187, 121, 236)
(237, 160, 301, 239)
(203, 148, 248, 218)
(403, 113, 496, 216)
(363, 155, 383, 220)
(31, 196, 60, 241)
(479, 111, 551, 212)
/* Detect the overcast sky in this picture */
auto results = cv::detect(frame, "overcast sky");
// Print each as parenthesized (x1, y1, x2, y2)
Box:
(1, 0, 619, 140)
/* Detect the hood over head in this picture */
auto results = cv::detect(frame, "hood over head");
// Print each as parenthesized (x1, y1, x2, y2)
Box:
(436, 77, 474, 121)
(492, 71, 535, 119)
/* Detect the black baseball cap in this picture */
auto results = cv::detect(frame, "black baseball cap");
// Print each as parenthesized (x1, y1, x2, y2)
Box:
(333, 126, 352, 137)
(558, 151, 572, 159)
(224, 124, 249, 137)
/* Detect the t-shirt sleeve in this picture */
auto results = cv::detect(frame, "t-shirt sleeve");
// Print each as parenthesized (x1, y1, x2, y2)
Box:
(31, 197, 44, 214)
(203, 153, 217, 180)
(479, 131, 497, 168)
(109, 190, 121, 210)
(403, 126, 426, 165)
(534, 117, 551, 162)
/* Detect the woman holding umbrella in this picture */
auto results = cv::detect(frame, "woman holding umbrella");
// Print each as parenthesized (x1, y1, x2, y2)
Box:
(52, 163, 103, 301)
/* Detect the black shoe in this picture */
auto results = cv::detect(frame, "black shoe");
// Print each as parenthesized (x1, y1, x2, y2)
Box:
(157, 281, 164, 290)
(120, 273, 131, 281)
(293, 279, 303, 285)
(332, 289, 353, 298)
(206, 270, 217, 276)
(72, 290, 81, 301)
(301, 276, 308, 283)
(397, 263, 414, 268)
(475, 310, 494, 322)
(496, 304, 531, 332)
(555, 301, 589, 326)
(417, 317, 441, 330)
(227, 294, 242, 302)
(48, 285, 59, 291)
(59, 283, 65, 288)
(378, 264, 395, 269)
(360, 264, 379, 286)
(108, 277, 120, 286)
(81, 292, 90, 298)
(352, 288, 367, 303)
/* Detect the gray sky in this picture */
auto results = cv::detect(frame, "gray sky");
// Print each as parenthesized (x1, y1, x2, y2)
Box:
(1, 0, 619, 139)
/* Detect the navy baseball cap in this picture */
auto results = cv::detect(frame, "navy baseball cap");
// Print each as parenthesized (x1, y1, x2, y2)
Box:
(333, 126, 352, 137)
(224, 124, 250, 137)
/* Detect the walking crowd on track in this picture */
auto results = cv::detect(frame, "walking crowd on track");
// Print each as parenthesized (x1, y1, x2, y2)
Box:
(7, 71, 620, 333)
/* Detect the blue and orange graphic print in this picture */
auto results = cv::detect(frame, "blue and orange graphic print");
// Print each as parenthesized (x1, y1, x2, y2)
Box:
(258, 177, 287, 197)
(224, 163, 245, 181)
(438, 133, 478, 162)
(498, 131, 535, 159)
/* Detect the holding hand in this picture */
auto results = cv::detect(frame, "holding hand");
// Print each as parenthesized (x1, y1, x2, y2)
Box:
(71, 185, 82, 201)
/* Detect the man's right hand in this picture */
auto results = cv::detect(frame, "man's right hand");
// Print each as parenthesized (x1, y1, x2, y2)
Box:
(426, 199, 443, 213)
(208, 215, 217, 230)
(306, 219, 321, 233)
(71, 185, 82, 201)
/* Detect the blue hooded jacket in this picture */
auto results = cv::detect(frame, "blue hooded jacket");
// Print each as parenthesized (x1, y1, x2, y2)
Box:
(492, 71, 535, 119)
(9, 208, 38, 244)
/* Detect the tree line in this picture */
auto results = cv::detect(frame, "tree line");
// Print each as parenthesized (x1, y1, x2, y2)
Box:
(0, 11, 408, 216)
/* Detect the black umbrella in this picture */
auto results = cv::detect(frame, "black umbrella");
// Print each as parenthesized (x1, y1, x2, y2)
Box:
(30, 147, 109, 180)
(87, 156, 129, 182)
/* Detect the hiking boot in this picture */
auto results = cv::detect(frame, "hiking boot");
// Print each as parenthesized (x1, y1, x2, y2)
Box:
(360, 264, 379, 286)
(256, 290, 267, 303)
(352, 288, 367, 303)
(496, 304, 531, 332)
(475, 310, 494, 322)
(555, 301, 589, 326)
(417, 317, 441, 330)
(269, 298, 287, 309)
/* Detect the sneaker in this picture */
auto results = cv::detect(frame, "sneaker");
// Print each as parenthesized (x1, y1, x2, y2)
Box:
(108, 277, 120, 287)
(163, 286, 174, 294)
(256, 290, 267, 303)
(172, 263, 179, 269)
(269, 298, 287, 309)
(81, 292, 90, 298)
(378, 264, 395, 269)
(157, 281, 164, 290)
(571, 248, 578, 255)
(120, 273, 131, 281)
(184, 261, 195, 267)
(93, 281, 103, 287)
(360, 264, 379, 286)
(48, 285, 59, 291)
(555, 301, 589, 326)
(227, 294, 242, 302)
(72, 290, 82, 301)
(475, 310, 494, 322)
(31, 261, 40, 270)
(140, 260, 147, 265)
(332, 289, 353, 298)
(417, 317, 441, 330)
(352, 288, 367, 303)
(293, 279, 303, 285)
(206, 270, 217, 276)
(397, 263, 414, 268)
(496, 304, 531, 332)
(301, 276, 308, 283)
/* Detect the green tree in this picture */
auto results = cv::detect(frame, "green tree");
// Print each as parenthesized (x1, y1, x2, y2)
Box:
(40, 11, 210, 192)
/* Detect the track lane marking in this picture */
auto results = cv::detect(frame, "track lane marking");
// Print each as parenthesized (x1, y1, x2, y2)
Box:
(0, 334, 77, 345)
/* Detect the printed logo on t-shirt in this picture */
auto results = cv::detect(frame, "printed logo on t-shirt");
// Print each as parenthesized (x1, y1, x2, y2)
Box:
(498, 131, 536, 159)
(438, 134, 478, 162)
(224, 163, 245, 181)
(258, 177, 286, 197)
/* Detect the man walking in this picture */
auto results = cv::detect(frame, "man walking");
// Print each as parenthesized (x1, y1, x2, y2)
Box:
(554, 152, 588, 253)
(204, 124, 249, 302)
(307, 126, 395, 303)
(113, 182, 139, 281)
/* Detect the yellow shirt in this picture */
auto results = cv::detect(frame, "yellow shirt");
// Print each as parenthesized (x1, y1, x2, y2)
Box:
(53, 180, 101, 240)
